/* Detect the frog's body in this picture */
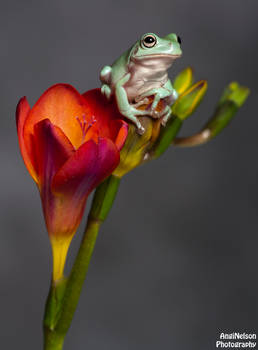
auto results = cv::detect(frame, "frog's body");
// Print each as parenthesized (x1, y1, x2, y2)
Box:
(100, 33, 182, 134)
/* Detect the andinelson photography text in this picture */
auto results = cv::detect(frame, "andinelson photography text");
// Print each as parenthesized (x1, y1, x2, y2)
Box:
(216, 333, 257, 348)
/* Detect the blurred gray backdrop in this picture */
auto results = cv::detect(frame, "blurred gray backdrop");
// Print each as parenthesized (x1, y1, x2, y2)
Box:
(1, 0, 258, 349)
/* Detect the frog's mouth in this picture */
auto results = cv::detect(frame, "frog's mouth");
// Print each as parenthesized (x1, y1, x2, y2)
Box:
(134, 53, 182, 60)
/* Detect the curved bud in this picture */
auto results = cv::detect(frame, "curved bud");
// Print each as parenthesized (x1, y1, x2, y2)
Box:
(218, 81, 250, 108)
(172, 80, 208, 120)
(203, 82, 250, 139)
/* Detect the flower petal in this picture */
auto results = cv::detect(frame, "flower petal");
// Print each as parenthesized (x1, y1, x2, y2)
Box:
(96, 138, 120, 182)
(45, 138, 96, 239)
(52, 138, 119, 197)
(82, 88, 128, 146)
(24, 84, 88, 149)
(33, 119, 75, 187)
(33, 119, 76, 238)
(16, 97, 38, 182)
(110, 119, 128, 151)
(52, 139, 98, 196)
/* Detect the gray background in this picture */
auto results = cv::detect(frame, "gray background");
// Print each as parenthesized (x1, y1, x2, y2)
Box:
(1, 0, 258, 349)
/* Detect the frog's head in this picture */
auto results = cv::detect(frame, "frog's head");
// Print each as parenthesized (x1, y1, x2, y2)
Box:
(130, 32, 182, 63)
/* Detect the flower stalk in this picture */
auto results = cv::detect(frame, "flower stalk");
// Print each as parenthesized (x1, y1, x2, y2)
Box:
(43, 217, 101, 349)
(173, 81, 250, 147)
(43, 175, 121, 349)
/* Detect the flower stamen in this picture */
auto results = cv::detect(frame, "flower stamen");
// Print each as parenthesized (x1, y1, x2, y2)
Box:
(76, 114, 97, 143)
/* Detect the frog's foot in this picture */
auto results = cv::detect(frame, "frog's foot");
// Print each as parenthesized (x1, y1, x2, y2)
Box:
(151, 109, 164, 119)
(121, 107, 146, 134)
(129, 114, 146, 135)
(131, 113, 146, 135)
(137, 123, 145, 135)
(101, 84, 112, 100)
(161, 106, 172, 127)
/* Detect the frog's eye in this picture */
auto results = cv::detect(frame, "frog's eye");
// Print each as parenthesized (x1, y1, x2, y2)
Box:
(141, 34, 157, 48)
(177, 35, 182, 44)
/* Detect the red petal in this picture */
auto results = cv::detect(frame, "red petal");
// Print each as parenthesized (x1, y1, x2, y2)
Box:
(82, 88, 128, 145)
(45, 139, 98, 238)
(52, 140, 98, 196)
(24, 84, 89, 149)
(95, 138, 120, 181)
(16, 97, 38, 182)
(52, 138, 119, 198)
(34, 119, 75, 187)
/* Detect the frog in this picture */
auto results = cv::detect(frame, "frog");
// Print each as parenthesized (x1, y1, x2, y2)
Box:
(100, 32, 182, 134)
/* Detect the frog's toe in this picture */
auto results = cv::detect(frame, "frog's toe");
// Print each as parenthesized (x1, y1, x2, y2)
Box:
(161, 118, 167, 127)
(132, 98, 149, 108)
(150, 101, 159, 112)
(134, 108, 148, 116)
(137, 123, 145, 135)
(161, 108, 172, 126)
(152, 110, 163, 119)
(101, 85, 111, 100)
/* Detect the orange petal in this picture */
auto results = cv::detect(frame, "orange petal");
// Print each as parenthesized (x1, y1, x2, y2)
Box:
(24, 84, 88, 149)
(110, 119, 128, 151)
(16, 97, 38, 182)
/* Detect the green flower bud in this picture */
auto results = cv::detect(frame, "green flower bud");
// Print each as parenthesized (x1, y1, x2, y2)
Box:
(172, 80, 208, 120)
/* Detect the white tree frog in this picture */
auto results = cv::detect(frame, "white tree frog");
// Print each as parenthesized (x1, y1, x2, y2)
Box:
(100, 32, 182, 134)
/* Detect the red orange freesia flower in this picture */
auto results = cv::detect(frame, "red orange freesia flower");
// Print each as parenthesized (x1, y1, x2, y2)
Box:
(16, 84, 128, 281)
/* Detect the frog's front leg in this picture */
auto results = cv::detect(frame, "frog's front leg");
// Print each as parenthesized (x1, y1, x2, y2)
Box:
(115, 73, 147, 135)
(141, 80, 178, 112)
(160, 83, 178, 126)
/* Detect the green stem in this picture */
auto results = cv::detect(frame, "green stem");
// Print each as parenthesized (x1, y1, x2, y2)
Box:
(44, 329, 64, 350)
(56, 218, 101, 335)
(43, 175, 121, 350)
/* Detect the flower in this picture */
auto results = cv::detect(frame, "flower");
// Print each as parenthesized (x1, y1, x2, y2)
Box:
(16, 84, 128, 281)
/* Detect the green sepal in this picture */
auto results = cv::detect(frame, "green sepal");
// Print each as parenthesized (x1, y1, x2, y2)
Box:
(44, 277, 68, 331)
(172, 80, 208, 120)
(150, 116, 182, 158)
(89, 175, 121, 222)
(173, 67, 194, 95)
